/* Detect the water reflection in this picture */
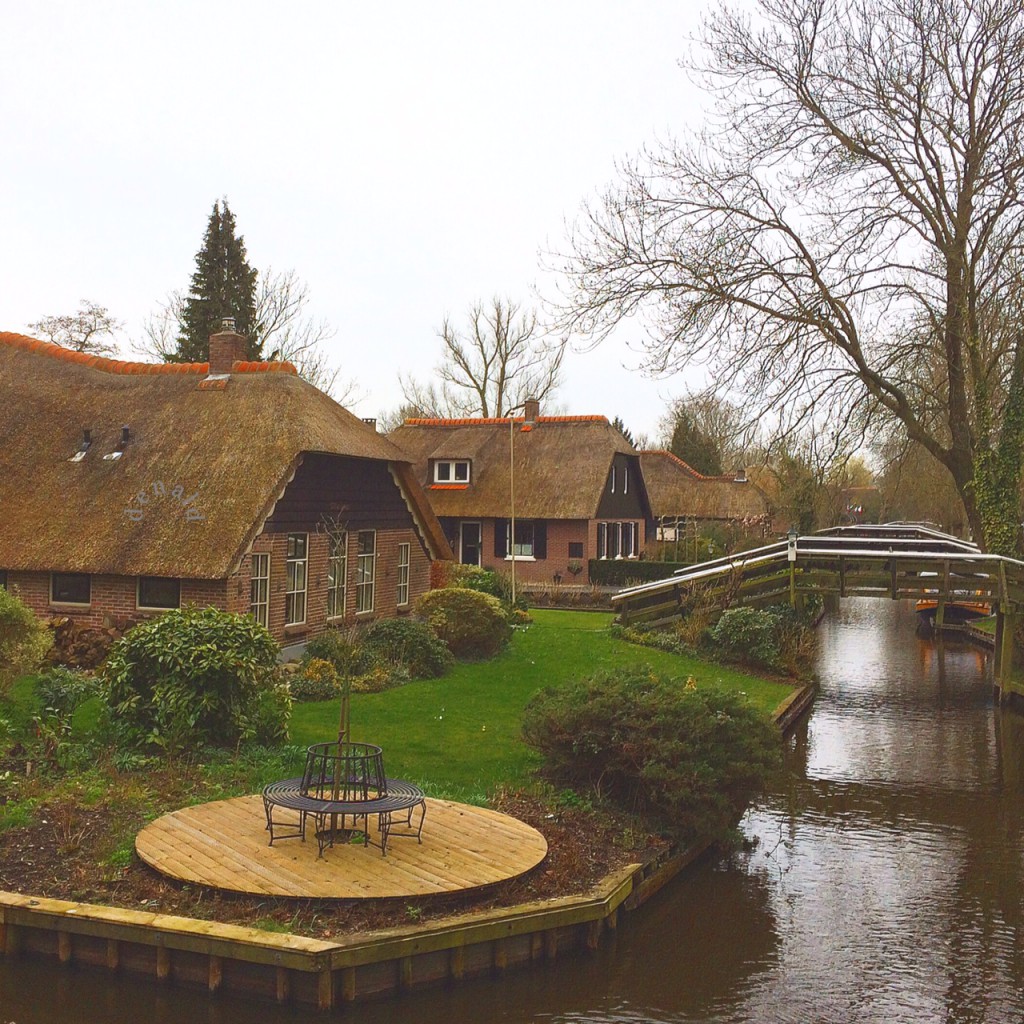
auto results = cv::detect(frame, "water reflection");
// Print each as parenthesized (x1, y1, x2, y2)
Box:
(3, 599, 1024, 1023)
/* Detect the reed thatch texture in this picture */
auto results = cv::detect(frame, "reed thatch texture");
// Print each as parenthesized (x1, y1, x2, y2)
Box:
(638, 450, 770, 521)
(389, 416, 639, 519)
(0, 333, 446, 578)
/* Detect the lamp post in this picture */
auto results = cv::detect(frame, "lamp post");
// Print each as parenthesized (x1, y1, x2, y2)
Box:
(509, 399, 538, 606)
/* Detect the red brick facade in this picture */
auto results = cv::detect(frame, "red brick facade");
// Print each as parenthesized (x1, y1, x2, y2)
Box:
(4, 525, 433, 645)
(462, 517, 644, 585)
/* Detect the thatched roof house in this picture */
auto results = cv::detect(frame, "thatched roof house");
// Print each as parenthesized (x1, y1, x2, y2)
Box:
(638, 450, 772, 523)
(0, 328, 449, 644)
(389, 407, 651, 584)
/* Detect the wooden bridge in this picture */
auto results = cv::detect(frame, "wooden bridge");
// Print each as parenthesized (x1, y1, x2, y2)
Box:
(613, 524, 1024, 699)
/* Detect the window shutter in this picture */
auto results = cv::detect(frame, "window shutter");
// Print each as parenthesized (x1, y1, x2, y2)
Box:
(494, 518, 508, 558)
(534, 521, 547, 560)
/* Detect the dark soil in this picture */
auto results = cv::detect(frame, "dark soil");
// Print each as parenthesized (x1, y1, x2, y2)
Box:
(0, 773, 667, 941)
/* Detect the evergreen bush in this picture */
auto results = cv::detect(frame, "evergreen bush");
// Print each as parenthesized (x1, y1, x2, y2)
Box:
(707, 606, 784, 668)
(414, 588, 512, 659)
(302, 627, 376, 677)
(522, 666, 781, 839)
(0, 588, 52, 695)
(102, 607, 290, 753)
(361, 618, 452, 679)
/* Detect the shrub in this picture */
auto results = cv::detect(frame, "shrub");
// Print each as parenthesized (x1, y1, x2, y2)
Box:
(522, 666, 782, 839)
(302, 627, 376, 677)
(706, 605, 810, 672)
(102, 607, 290, 754)
(446, 564, 527, 610)
(35, 666, 98, 721)
(414, 588, 512, 659)
(288, 658, 340, 702)
(361, 619, 452, 679)
(351, 662, 411, 693)
(0, 588, 52, 694)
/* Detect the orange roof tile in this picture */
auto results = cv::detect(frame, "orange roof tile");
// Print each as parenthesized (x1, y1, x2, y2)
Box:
(0, 332, 297, 375)
(404, 414, 609, 427)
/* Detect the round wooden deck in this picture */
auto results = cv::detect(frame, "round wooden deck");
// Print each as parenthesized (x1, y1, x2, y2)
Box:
(136, 795, 548, 899)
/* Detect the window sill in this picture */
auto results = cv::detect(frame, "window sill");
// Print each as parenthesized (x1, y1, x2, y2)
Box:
(326, 614, 346, 623)
(50, 601, 92, 610)
(136, 604, 180, 612)
(504, 555, 536, 562)
(283, 623, 307, 635)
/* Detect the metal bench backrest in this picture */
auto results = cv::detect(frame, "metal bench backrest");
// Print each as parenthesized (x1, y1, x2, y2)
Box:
(301, 741, 386, 802)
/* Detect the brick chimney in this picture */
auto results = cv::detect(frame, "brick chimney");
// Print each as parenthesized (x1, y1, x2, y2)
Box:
(208, 318, 247, 373)
(523, 397, 540, 423)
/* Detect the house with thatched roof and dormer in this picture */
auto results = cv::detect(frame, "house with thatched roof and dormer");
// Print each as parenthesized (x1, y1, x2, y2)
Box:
(389, 401, 652, 585)
(0, 325, 451, 652)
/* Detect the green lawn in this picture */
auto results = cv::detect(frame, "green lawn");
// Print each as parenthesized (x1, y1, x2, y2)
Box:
(290, 609, 795, 803)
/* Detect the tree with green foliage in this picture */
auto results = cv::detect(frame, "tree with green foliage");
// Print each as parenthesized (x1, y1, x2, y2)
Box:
(669, 407, 722, 475)
(174, 199, 259, 362)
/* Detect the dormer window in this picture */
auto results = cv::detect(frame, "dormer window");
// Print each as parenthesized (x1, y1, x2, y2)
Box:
(434, 460, 470, 484)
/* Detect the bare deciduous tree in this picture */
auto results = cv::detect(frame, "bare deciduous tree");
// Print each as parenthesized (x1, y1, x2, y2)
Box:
(556, 0, 1024, 552)
(138, 269, 357, 402)
(400, 297, 566, 418)
(28, 300, 122, 355)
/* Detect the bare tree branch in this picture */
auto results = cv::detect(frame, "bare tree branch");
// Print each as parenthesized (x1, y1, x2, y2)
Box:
(401, 297, 567, 418)
(28, 300, 122, 356)
(552, 0, 1024, 549)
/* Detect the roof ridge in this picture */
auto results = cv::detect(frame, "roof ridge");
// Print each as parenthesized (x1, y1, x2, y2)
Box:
(403, 414, 610, 426)
(640, 449, 750, 483)
(0, 332, 297, 375)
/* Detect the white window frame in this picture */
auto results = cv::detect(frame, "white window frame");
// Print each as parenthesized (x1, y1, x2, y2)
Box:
(397, 542, 411, 607)
(505, 520, 535, 560)
(50, 572, 91, 607)
(250, 553, 270, 628)
(356, 530, 376, 614)
(136, 576, 181, 611)
(597, 522, 639, 559)
(610, 466, 617, 493)
(285, 533, 308, 626)
(434, 459, 470, 484)
(327, 533, 348, 620)
(623, 465, 629, 494)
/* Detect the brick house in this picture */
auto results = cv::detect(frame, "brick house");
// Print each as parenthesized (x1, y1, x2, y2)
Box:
(388, 403, 651, 585)
(0, 327, 451, 650)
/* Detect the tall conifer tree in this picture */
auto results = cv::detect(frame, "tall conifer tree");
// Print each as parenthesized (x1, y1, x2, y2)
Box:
(175, 199, 259, 361)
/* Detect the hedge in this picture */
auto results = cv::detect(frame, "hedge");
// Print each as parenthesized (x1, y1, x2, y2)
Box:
(587, 559, 689, 586)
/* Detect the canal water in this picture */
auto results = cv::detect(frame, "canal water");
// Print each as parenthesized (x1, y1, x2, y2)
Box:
(3, 598, 1023, 1022)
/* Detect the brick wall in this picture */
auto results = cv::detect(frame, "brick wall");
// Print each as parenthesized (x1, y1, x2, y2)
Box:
(473, 517, 644, 585)
(6, 571, 227, 628)
(4, 529, 434, 645)
(227, 526, 434, 644)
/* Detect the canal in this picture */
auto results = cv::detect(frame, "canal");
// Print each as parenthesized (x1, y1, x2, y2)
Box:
(2, 598, 1023, 1022)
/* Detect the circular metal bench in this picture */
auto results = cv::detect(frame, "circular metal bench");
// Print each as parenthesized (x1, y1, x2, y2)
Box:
(262, 741, 425, 857)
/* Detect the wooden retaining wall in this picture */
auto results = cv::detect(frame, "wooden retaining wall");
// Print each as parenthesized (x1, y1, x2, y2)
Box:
(0, 685, 815, 1009)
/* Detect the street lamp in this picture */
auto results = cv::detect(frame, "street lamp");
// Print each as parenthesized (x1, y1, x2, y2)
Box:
(509, 399, 539, 606)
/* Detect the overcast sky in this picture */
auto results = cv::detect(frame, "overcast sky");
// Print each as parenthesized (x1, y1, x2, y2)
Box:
(1, 1, 714, 440)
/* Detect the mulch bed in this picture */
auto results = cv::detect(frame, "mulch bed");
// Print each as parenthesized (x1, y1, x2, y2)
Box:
(0, 781, 667, 941)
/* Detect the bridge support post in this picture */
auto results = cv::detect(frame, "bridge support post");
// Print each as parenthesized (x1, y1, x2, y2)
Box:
(995, 608, 1018, 703)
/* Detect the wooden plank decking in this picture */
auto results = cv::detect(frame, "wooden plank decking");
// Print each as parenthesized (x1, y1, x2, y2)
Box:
(136, 795, 548, 899)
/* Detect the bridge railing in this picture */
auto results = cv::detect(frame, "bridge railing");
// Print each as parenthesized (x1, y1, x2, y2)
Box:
(612, 531, 1024, 627)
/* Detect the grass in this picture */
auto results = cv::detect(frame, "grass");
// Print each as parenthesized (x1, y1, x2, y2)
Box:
(290, 609, 794, 801)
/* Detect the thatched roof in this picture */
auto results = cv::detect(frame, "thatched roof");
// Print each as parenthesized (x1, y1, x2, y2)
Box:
(389, 416, 643, 519)
(639, 450, 771, 521)
(0, 333, 448, 578)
